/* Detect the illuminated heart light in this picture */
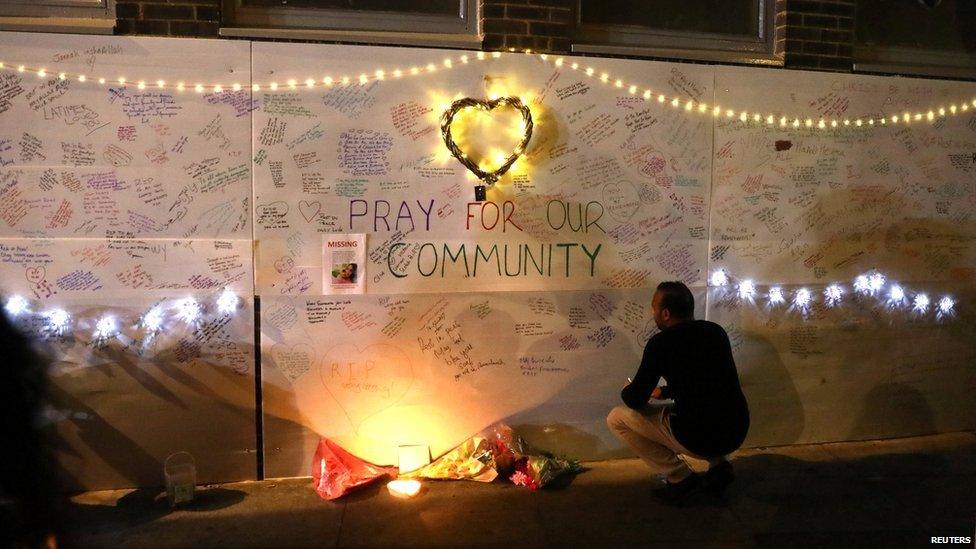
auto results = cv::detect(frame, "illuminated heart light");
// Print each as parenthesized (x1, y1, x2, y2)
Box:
(93, 315, 118, 339)
(440, 96, 533, 187)
(45, 309, 71, 334)
(175, 297, 202, 324)
(794, 288, 812, 309)
(737, 279, 756, 300)
(216, 288, 238, 314)
(823, 284, 844, 307)
(142, 306, 165, 332)
(5, 295, 30, 317)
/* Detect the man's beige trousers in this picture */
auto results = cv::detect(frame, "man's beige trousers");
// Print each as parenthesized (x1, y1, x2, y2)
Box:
(607, 403, 727, 484)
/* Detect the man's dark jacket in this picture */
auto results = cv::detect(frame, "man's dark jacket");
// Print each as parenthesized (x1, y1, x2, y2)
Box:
(621, 319, 749, 457)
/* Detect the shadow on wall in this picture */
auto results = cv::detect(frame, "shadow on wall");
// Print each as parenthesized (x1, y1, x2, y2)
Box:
(502, 295, 645, 461)
(500, 372, 633, 460)
(715, 183, 976, 447)
(45, 354, 258, 493)
(258, 377, 323, 479)
(736, 332, 805, 448)
(46, 383, 160, 493)
(847, 383, 935, 441)
(501, 353, 639, 461)
(510, 416, 631, 462)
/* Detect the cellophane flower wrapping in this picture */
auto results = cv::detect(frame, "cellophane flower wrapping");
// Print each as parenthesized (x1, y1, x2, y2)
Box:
(311, 438, 398, 500)
(478, 423, 529, 477)
(509, 453, 583, 490)
(400, 436, 498, 482)
(479, 423, 583, 489)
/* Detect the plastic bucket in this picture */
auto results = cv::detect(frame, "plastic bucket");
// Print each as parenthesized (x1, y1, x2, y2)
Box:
(164, 451, 196, 507)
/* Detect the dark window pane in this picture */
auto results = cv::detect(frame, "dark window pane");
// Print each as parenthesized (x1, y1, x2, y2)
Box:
(579, 0, 761, 38)
(240, 0, 458, 16)
(856, 0, 976, 52)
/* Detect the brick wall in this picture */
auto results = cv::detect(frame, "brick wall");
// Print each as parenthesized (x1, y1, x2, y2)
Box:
(115, 0, 219, 37)
(780, 0, 855, 71)
(112, 0, 857, 74)
(482, 0, 573, 53)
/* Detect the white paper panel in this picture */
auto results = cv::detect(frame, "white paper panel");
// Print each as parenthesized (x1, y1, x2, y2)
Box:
(252, 43, 717, 475)
(261, 288, 708, 475)
(708, 66, 976, 447)
(0, 31, 256, 489)
(709, 65, 976, 285)
(252, 43, 713, 295)
(1, 33, 973, 487)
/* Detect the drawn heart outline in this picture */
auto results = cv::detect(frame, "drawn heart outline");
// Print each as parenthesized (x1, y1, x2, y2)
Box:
(274, 256, 295, 274)
(440, 96, 533, 186)
(299, 200, 321, 223)
(318, 342, 414, 433)
(25, 266, 46, 285)
(270, 342, 316, 382)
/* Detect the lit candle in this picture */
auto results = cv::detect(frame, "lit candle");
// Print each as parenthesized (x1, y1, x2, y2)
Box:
(387, 479, 422, 498)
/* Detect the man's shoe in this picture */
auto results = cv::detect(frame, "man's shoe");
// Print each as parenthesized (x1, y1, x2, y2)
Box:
(652, 472, 701, 505)
(702, 460, 734, 494)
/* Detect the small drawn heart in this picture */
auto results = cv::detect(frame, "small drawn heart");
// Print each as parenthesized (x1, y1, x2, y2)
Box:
(270, 342, 316, 382)
(25, 266, 46, 285)
(299, 200, 321, 223)
(441, 96, 533, 185)
(640, 153, 667, 177)
(274, 256, 294, 274)
(602, 180, 640, 222)
(319, 343, 414, 433)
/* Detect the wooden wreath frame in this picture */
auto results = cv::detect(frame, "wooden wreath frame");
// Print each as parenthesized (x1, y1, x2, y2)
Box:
(440, 96, 534, 186)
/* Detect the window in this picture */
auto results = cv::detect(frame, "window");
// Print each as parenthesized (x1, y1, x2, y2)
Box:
(221, 0, 480, 48)
(0, 0, 115, 34)
(572, 0, 780, 65)
(854, 0, 976, 79)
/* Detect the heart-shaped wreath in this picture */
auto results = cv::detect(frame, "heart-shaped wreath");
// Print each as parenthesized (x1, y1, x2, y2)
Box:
(440, 96, 534, 186)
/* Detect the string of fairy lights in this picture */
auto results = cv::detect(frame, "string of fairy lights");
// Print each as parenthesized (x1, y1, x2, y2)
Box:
(0, 50, 502, 94)
(0, 46, 965, 331)
(1, 48, 974, 131)
(708, 268, 957, 320)
(531, 52, 976, 130)
(1, 268, 959, 341)
(2, 288, 241, 341)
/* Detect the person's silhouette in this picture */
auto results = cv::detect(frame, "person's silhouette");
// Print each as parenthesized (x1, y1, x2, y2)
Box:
(607, 281, 749, 504)
(0, 300, 62, 547)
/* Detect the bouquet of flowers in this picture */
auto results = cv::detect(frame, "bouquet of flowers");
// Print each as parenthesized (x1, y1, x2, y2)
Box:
(509, 452, 583, 490)
(400, 436, 498, 483)
(479, 423, 528, 476)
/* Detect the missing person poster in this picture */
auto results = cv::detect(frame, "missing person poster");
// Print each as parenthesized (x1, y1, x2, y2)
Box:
(323, 234, 366, 294)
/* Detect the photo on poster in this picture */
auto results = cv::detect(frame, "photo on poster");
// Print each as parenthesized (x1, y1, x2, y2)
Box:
(324, 234, 366, 294)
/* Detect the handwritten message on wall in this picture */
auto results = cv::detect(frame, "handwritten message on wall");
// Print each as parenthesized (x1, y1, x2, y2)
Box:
(0, 32, 973, 484)
(0, 32, 256, 490)
(254, 44, 975, 474)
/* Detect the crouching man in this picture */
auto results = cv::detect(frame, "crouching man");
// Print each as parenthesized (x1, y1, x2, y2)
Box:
(607, 281, 750, 504)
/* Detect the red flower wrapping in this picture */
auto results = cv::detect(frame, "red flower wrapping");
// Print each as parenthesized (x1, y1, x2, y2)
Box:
(311, 438, 397, 500)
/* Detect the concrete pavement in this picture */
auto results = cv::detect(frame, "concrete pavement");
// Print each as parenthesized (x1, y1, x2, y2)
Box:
(64, 431, 976, 548)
